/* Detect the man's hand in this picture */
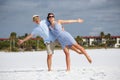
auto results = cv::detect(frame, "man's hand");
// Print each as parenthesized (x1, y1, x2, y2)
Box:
(17, 34, 33, 45)
(18, 39, 24, 45)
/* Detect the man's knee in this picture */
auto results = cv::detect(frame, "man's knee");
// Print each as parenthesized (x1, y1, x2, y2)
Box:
(47, 54, 52, 59)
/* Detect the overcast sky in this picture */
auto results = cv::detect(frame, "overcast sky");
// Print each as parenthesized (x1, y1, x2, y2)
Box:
(0, 0, 120, 38)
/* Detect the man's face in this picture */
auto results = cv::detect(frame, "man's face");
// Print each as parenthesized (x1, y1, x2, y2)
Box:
(33, 16, 40, 24)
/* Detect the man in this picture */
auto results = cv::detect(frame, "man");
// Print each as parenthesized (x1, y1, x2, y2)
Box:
(18, 15, 57, 71)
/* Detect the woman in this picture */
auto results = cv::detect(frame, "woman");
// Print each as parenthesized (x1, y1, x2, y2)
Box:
(47, 13, 92, 71)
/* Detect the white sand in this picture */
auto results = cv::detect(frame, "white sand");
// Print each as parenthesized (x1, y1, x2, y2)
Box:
(0, 49, 120, 80)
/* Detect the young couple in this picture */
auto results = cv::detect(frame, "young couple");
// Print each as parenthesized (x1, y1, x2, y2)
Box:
(18, 13, 92, 71)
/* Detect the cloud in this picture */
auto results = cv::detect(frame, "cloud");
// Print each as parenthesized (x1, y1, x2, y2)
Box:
(89, 27, 103, 36)
(90, 0, 107, 4)
(0, 0, 120, 38)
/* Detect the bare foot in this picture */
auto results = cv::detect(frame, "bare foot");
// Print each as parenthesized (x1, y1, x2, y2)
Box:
(48, 69, 52, 71)
(88, 57, 92, 63)
(66, 69, 70, 72)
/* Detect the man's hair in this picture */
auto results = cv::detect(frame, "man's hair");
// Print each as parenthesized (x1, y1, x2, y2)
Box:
(33, 16, 39, 22)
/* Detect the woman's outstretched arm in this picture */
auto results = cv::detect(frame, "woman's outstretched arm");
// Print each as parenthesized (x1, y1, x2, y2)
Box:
(58, 18, 84, 24)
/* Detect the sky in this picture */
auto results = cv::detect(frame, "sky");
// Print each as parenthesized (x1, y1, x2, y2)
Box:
(0, 0, 120, 38)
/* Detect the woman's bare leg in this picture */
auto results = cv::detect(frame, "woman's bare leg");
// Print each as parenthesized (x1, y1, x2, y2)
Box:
(63, 47, 71, 71)
(73, 43, 92, 63)
(71, 45, 82, 54)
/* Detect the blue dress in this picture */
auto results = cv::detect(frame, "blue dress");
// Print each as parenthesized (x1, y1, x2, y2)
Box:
(49, 22, 76, 49)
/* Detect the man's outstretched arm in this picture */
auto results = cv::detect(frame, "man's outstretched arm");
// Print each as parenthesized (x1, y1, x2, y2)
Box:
(18, 34, 33, 45)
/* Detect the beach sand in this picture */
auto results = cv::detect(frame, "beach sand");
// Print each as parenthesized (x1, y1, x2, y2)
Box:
(0, 49, 120, 80)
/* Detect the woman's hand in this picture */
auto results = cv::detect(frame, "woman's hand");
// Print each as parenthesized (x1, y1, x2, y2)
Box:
(77, 18, 84, 23)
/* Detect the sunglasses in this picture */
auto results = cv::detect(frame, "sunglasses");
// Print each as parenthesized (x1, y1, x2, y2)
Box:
(48, 16, 54, 18)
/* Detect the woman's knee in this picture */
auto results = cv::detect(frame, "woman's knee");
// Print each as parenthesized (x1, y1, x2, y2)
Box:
(73, 43, 84, 49)
(64, 48, 70, 56)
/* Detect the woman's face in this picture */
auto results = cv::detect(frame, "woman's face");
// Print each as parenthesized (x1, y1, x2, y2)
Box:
(48, 14, 55, 22)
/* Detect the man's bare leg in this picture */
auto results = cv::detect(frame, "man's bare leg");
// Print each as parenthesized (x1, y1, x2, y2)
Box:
(47, 54, 53, 71)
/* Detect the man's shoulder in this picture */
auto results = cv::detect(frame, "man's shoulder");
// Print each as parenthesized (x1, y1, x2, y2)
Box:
(40, 19, 50, 26)
(41, 19, 48, 23)
(33, 26, 41, 30)
(32, 28, 37, 32)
